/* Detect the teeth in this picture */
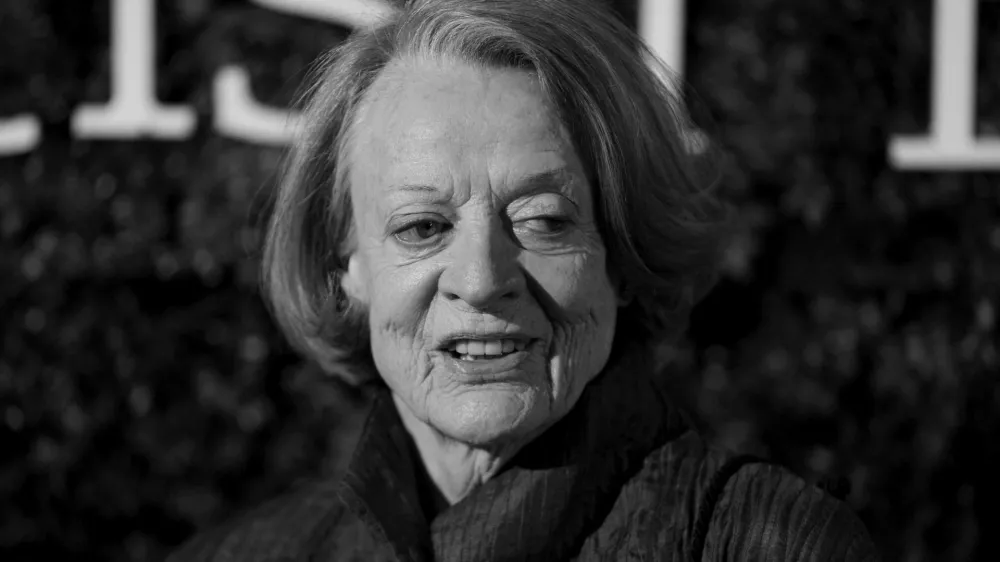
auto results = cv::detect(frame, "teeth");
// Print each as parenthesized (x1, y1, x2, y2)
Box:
(466, 340, 485, 356)
(446, 338, 528, 358)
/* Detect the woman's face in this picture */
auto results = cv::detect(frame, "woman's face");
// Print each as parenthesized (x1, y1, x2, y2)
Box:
(342, 57, 619, 447)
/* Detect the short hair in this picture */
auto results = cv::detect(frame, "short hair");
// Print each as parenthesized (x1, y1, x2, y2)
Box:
(261, 0, 731, 383)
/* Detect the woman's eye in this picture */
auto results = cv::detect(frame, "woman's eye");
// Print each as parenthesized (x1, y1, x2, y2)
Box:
(520, 217, 570, 234)
(394, 219, 450, 244)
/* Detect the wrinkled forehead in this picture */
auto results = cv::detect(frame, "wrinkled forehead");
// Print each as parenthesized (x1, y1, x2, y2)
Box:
(343, 56, 589, 202)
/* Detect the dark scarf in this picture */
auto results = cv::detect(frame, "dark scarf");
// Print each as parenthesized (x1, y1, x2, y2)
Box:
(336, 343, 690, 562)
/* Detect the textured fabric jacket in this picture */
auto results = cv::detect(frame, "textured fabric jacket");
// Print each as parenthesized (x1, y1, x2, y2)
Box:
(168, 348, 879, 561)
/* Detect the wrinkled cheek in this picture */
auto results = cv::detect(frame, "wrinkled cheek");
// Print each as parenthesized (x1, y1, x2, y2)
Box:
(368, 302, 434, 398)
(548, 299, 617, 401)
(525, 253, 618, 400)
(364, 262, 437, 369)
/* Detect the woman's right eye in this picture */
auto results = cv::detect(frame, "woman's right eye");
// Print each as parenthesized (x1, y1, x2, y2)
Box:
(394, 219, 451, 245)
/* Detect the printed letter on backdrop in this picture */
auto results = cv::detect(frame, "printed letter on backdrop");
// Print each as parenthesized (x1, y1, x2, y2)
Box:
(214, 0, 395, 145)
(638, 0, 705, 154)
(71, 0, 196, 139)
(890, 0, 1000, 169)
(639, 0, 685, 80)
(0, 114, 41, 156)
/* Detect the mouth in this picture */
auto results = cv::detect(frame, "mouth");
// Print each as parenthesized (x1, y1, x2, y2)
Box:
(442, 338, 530, 362)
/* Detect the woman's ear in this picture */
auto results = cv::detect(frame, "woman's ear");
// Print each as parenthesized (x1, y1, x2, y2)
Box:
(339, 254, 369, 305)
(610, 270, 633, 307)
(616, 284, 633, 307)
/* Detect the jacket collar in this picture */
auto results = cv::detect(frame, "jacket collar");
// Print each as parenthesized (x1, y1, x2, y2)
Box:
(337, 343, 689, 562)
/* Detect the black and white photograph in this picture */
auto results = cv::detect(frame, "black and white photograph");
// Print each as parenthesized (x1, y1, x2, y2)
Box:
(1, 0, 997, 560)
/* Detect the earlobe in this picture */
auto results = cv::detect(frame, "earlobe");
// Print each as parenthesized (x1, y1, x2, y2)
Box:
(340, 254, 369, 305)
(610, 271, 633, 307)
(616, 285, 633, 307)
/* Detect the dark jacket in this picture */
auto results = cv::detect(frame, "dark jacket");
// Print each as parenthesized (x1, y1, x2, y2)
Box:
(168, 348, 878, 561)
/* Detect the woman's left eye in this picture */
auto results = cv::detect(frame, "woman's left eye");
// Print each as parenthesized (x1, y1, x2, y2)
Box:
(394, 219, 451, 245)
(519, 217, 571, 235)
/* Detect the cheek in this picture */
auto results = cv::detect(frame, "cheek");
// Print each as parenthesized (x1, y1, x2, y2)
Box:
(365, 256, 438, 324)
(523, 252, 618, 371)
(363, 258, 440, 385)
(523, 251, 616, 321)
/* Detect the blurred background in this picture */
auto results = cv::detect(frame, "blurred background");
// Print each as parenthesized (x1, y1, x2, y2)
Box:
(1, 0, 998, 560)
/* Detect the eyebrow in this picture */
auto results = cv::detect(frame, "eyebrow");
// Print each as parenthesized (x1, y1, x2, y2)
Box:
(504, 167, 582, 210)
(517, 168, 576, 194)
(393, 184, 439, 194)
(384, 183, 452, 207)
(386, 166, 583, 205)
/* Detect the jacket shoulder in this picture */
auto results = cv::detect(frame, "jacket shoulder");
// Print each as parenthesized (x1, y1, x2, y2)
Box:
(601, 432, 878, 561)
(166, 478, 362, 562)
(702, 461, 879, 561)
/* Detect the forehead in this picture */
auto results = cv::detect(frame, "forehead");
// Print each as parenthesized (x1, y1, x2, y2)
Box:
(346, 56, 583, 195)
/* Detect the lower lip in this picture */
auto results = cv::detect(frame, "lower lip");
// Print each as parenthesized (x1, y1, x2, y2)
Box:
(438, 343, 534, 380)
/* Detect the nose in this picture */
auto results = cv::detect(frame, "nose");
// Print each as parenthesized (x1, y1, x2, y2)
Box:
(438, 216, 523, 309)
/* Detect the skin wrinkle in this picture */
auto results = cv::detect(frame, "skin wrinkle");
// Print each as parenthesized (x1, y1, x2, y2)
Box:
(340, 55, 621, 505)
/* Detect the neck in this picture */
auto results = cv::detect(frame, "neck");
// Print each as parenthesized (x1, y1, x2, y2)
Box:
(392, 394, 528, 505)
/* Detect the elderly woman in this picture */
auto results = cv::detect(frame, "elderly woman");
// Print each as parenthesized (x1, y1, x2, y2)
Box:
(170, 0, 878, 560)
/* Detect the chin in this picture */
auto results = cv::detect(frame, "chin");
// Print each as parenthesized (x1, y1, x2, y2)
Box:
(429, 384, 548, 447)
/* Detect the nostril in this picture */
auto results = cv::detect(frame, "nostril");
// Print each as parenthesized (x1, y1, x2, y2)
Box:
(440, 281, 521, 309)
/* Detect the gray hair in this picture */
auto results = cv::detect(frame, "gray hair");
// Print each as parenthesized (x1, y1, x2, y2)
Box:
(262, 0, 731, 383)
